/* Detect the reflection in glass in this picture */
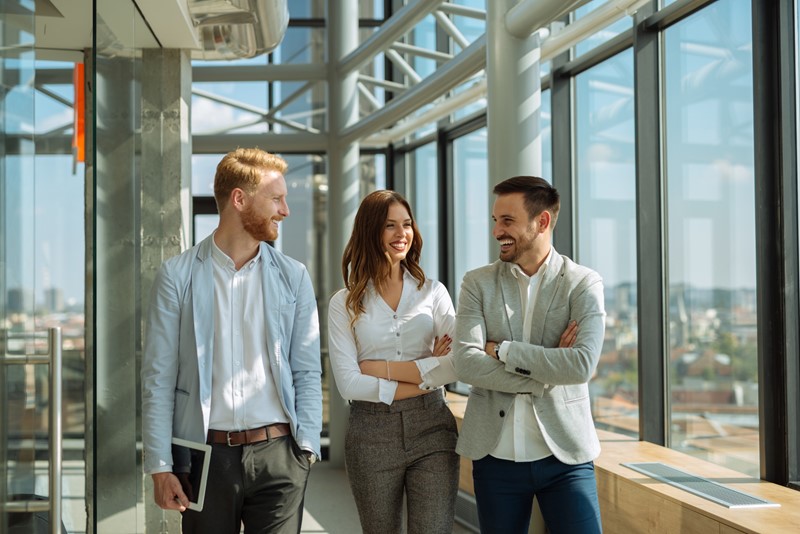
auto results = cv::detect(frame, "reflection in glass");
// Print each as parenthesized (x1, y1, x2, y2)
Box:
(664, 1, 758, 476)
(453, 128, 489, 303)
(575, 50, 639, 438)
(410, 143, 439, 279)
(542, 88, 552, 181)
(574, 0, 632, 57)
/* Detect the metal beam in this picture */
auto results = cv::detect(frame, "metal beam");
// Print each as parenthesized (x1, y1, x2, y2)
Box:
(366, 80, 486, 145)
(192, 64, 327, 82)
(342, 34, 486, 144)
(192, 133, 327, 153)
(505, 0, 588, 38)
(339, 0, 442, 75)
(390, 41, 453, 62)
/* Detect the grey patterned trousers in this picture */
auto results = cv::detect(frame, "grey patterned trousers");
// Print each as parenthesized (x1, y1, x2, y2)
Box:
(346, 389, 460, 534)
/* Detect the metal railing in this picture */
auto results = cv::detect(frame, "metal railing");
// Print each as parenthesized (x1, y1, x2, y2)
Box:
(1, 327, 63, 534)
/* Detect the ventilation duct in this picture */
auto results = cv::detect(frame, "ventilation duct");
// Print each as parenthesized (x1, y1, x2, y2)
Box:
(188, 0, 289, 60)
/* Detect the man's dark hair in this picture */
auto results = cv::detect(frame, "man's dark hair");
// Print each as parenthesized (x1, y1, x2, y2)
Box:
(493, 176, 560, 227)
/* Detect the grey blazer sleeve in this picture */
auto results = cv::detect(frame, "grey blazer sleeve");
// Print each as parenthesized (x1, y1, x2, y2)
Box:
(454, 270, 546, 396)
(503, 272, 605, 386)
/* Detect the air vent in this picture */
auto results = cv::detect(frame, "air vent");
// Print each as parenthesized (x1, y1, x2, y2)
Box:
(623, 462, 780, 509)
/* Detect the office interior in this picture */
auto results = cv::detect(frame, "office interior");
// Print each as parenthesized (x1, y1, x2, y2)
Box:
(2, 0, 800, 532)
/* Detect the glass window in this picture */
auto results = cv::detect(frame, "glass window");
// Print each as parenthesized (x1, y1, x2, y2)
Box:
(451, 0, 486, 46)
(664, 0, 758, 476)
(575, 50, 639, 438)
(410, 143, 440, 279)
(574, 0, 632, 57)
(453, 127, 489, 302)
(542, 88, 552, 181)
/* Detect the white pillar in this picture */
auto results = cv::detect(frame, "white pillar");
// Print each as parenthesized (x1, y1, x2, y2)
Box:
(326, 0, 360, 468)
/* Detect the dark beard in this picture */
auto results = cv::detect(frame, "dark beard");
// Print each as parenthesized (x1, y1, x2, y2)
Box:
(241, 203, 278, 242)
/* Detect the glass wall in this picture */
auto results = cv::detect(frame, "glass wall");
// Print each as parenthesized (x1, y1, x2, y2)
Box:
(410, 143, 440, 280)
(575, 50, 639, 438)
(453, 127, 489, 302)
(664, 1, 758, 476)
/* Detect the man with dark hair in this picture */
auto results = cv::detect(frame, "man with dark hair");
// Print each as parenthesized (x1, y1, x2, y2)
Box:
(454, 176, 605, 533)
(142, 148, 322, 534)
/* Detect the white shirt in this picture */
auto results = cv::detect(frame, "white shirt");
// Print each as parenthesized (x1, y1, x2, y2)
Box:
(208, 236, 288, 431)
(492, 248, 554, 462)
(328, 270, 457, 405)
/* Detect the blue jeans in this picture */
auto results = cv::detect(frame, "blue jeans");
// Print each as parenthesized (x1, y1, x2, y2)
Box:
(472, 454, 602, 534)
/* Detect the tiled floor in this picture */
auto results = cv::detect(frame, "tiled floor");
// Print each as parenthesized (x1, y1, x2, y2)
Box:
(11, 458, 474, 533)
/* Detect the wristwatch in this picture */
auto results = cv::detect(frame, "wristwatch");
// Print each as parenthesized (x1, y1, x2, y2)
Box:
(305, 451, 317, 465)
(494, 342, 502, 359)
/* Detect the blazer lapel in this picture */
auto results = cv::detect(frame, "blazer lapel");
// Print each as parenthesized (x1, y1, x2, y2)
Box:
(192, 237, 215, 387)
(529, 251, 565, 345)
(261, 244, 282, 370)
(499, 263, 524, 340)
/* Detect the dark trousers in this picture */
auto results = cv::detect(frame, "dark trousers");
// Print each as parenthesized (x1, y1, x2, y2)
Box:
(181, 435, 310, 534)
(472, 454, 602, 534)
(346, 390, 460, 534)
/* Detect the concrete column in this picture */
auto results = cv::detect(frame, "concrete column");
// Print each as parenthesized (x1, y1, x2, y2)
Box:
(140, 48, 193, 534)
(486, 0, 542, 256)
(326, 0, 360, 468)
(94, 53, 141, 534)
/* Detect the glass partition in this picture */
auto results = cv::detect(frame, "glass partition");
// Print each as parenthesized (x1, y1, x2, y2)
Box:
(664, 0, 758, 476)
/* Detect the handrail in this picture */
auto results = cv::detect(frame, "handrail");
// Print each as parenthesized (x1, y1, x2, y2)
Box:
(0, 327, 63, 534)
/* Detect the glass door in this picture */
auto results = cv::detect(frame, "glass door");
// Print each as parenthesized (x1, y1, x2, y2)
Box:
(2, 2, 87, 533)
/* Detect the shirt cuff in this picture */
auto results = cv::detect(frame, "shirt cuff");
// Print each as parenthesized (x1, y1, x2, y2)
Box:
(415, 358, 441, 390)
(498, 340, 510, 362)
(378, 377, 398, 405)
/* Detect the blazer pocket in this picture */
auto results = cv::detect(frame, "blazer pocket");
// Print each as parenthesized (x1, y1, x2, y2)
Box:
(564, 394, 589, 406)
(175, 388, 190, 397)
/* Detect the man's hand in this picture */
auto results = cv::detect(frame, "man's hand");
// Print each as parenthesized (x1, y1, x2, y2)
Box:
(432, 335, 452, 356)
(152, 472, 190, 512)
(559, 320, 578, 348)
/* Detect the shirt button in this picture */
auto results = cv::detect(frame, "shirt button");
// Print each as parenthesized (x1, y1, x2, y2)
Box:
(393, 315, 397, 319)
(396, 332, 400, 337)
(396, 351, 401, 355)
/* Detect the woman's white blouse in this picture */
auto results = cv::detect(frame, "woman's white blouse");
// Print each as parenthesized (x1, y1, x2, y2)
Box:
(327, 271, 457, 405)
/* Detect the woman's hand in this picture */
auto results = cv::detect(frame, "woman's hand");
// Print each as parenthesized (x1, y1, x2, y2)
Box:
(433, 335, 452, 356)
(559, 320, 578, 348)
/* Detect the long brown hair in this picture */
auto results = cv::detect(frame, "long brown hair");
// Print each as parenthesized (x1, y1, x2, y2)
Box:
(342, 190, 425, 325)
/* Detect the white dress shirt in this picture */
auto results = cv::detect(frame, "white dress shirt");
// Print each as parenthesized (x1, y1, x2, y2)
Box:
(493, 247, 554, 462)
(328, 270, 457, 405)
(208, 236, 288, 431)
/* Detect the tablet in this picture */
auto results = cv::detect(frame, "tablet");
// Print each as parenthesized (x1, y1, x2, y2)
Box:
(171, 437, 212, 512)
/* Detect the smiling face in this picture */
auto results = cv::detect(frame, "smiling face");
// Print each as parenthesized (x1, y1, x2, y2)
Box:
(382, 202, 414, 266)
(240, 169, 289, 242)
(492, 192, 551, 273)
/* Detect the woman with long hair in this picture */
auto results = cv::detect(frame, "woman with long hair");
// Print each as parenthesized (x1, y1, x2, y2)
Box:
(328, 190, 459, 534)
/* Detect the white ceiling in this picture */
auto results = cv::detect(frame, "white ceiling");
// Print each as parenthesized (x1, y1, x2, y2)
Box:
(34, 0, 199, 61)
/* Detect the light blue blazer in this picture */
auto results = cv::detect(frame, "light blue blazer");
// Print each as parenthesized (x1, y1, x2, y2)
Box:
(454, 251, 605, 465)
(142, 235, 322, 474)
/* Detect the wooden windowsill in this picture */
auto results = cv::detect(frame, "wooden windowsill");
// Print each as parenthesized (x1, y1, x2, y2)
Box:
(446, 391, 800, 533)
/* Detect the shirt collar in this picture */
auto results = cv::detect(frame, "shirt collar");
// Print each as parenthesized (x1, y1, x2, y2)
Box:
(210, 231, 262, 271)
(509, 246, 553, 281)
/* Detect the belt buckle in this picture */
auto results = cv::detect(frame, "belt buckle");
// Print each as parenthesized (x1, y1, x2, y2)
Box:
(226, 431, 242, 447)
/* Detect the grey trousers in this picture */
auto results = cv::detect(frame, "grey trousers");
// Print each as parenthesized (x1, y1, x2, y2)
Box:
(181, 435, 310, 534)
(346, 389, 460, 534)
